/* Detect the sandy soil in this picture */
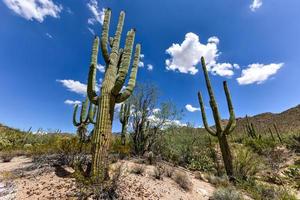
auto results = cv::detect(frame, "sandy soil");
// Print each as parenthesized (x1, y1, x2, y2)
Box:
(116, 160, 215, 200)
(0, 156, 77, 200)
(0, 156, 218, 200)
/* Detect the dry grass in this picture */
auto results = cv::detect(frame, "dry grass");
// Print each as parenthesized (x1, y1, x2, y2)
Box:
(130, 164, 145, 175)
(172, 171, 192, 191)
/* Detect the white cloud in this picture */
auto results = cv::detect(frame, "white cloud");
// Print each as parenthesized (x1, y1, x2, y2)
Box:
(97, 64, 105, 73)
(3, 0, 62, 22)
(64, 99, 81, 106)
(250, 0, 262, 12)
(88, 27, 95, 35)
(147, 64, 153, 71)
(165, 32, 236, 77)
(57, 80, 87, 95)
(237, 63, 283, 85)
(87, 0, 104, 25)
(45, 33, 53, 39)
(138, 54, 145, 67)
(185, 104, 200, 112)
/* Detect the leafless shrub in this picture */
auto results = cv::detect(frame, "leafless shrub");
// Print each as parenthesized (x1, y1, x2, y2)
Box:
(131, 164, 145, 175)
(172, 171, 192, 191)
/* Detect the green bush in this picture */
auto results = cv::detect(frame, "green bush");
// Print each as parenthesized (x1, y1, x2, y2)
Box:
(234, 147, 262, 181)
(211, 187, 243, 200)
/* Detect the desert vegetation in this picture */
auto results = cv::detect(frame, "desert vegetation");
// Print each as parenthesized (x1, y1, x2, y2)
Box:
(1, 5, 300, 200)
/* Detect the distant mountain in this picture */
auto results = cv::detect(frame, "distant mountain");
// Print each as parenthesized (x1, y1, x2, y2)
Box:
(233, 104, 300, 135)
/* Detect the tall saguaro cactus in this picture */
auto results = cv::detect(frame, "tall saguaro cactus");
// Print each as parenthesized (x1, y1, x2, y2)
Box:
(73, 97, 96, 142)
(197, 57, 236, 181)
(87, 9, 141, 182)
(120, 103, 130, 145)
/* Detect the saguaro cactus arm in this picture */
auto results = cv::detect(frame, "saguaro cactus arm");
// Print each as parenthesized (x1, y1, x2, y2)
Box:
(223, 81, 236, 134)
(73, 104, 81, 126)
(87, 37, 100, 105)
(101, 8, 111, 64)
(115, 44, 140, 103)
(197, 91, 217, 136)
(201, 57, 223, 132)
(111, 11, 125, 56)
(80, 98, 88, 123)
(112, 30, 135, 95)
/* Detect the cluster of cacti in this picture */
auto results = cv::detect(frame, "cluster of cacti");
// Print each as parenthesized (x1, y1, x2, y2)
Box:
(119, 103, 130, 145)
(197, 57, 236, 182)
(244, 115, 260, 139)
(268, 123, 282, 144)
(86, 9, 141, 182)
(72, 97, 96, 143)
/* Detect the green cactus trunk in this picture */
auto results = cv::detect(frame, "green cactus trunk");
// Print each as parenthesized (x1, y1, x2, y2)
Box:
(197, 57, 236, 182)
(91, 91, 115, 181)
(86, 9, 141, 182)
(218, 134, 234, 178)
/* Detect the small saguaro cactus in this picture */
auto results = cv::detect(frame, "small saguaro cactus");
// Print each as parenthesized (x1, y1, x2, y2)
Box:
(87, 9, 141, 182)
(197, 57, 236, 182)
(73, 97, 96, 142)
(119, 103, 130, 145)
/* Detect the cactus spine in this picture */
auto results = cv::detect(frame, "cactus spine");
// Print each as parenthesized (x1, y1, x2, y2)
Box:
(87, 9, 141, 182)
(73, 97, 96, 142)
(197, 57, 236, 182)
(119, 103, 130, 145)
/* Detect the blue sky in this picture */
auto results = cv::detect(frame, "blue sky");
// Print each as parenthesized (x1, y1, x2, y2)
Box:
(0, 0, 299, 133)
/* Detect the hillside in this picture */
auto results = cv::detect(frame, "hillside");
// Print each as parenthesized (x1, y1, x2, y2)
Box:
(233, 104, 300, 135)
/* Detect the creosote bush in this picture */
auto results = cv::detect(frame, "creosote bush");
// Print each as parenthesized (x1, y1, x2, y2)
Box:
(172, 171, 192, 191)
(211, 187, 243, 200)
(131, 164, 145, 175)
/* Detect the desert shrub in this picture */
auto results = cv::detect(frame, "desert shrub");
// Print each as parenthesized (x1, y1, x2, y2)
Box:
(146, 151, 155, 165)
(153, 165, 164, 180)
(187, 154, 215, 172)
(164, 166, 174, 178)
(283, 165, 300, 189)
(206, 174, 230, 187)
(244, 137, 277, 155)
(157, 128, 216, 172)
(172, 171, 192, 191)
(131, 164, 145, 175)
(211, 187, 243, 200)
(110, 135, 131, 158)
(0, 152, 14, 162)
(234, 147, 262, 181)
(237, 178, 298, 200)
(287, 133, 300, 153)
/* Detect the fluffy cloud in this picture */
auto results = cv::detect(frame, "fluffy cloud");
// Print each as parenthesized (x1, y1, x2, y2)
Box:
(250, 0, 262, 12)
(57, 80, 87, 95)
(87, 0, 104, 25)
(237, 63, 283, 85)
(147, 64, 153, 71)
(97, 64, 105, 73)
(185, 104, 200, 112)
(165, 32, 237, 77)
(3, 0, 62, 22)
(57, 79, 101, 96)
(64, 99, 81, 106)
(138, 54, 145, 67)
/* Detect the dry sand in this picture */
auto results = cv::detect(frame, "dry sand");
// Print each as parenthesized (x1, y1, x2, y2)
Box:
(0, 156, 217, 200)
